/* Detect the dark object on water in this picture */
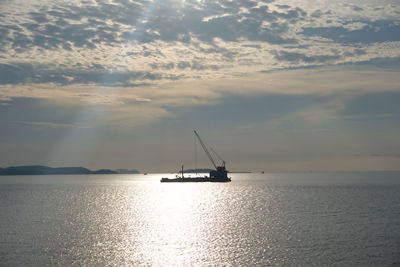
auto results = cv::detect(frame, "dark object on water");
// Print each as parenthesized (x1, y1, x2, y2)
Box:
(161, 130, 231, 183)
(160, 176, 230, 182)
(160, 165, 231, 183)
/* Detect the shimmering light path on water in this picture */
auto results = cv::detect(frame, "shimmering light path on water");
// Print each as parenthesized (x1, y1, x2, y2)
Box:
(0, 173, 399, 265)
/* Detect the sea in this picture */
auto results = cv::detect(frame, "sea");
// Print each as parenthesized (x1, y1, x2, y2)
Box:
(0, 172, 399, 266)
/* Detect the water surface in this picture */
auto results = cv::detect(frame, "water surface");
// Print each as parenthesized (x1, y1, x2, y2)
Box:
(1, 172, 399, 266)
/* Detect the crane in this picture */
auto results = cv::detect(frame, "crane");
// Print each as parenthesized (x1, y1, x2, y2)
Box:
(160, 131, 231, 182)
(193, 130, 229, 180)
(194, 130, 219, 169)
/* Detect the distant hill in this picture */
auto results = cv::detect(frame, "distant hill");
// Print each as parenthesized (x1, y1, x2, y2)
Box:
(184, 168, 213, 173)
(0, 165, 118, 175)
(114, 169, 140, 174)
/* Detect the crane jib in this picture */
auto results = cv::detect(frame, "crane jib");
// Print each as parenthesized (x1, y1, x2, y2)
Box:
(193, 130, 219, 170)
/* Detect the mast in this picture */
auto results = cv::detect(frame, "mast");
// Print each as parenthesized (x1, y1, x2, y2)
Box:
(193, 130, 218, 169)
(194, 134, 198, 176)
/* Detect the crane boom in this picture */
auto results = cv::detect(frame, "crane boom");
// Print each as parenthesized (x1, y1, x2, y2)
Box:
(194, 130, 217, 169)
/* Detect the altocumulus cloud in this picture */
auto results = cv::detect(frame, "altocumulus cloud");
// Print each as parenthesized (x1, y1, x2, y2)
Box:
(1, 0, 399, 90)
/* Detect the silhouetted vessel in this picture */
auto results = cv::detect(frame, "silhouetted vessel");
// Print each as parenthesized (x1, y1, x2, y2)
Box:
(161, 130, 231, 183)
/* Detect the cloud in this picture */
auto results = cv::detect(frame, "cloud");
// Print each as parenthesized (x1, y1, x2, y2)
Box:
(1, 0, 303, 52)
(0, 62, 177, 86)
(1, 61, 400, 171)
(18, 121, 83, 129)
(161, 93, 328, 130)
(273, 50, 342, 64)
(1, 1, 400, 109)
(301, 19, 400, 44)
(1, 0, 399, 88)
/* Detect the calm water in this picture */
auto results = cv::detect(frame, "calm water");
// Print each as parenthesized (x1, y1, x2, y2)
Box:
(0, 172, 399, 266)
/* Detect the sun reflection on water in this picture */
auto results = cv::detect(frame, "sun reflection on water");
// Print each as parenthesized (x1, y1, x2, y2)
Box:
(128, 179, 223, 266)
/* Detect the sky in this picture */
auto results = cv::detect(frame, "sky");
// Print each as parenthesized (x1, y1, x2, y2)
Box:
(0, 0, 400, 172)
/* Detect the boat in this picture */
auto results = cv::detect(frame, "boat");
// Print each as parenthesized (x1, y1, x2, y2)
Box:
(161, 130, 231, 183)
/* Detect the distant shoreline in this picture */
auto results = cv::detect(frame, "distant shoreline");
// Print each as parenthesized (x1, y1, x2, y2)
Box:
(0, 165, 140, 175)
(1, 166, 398, 175)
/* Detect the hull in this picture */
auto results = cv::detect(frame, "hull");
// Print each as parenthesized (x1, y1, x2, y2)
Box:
(160, 177, 231, 183)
